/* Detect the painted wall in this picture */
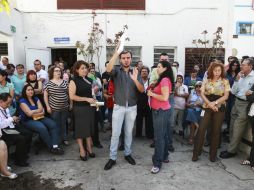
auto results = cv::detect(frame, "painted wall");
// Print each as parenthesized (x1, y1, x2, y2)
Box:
(0, 4, 25, 67)
(232, 0, 254, 58)
(16, 0, 232, 73)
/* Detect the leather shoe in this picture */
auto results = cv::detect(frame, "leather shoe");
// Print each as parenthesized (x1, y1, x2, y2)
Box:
(15, 161, 30, 167)
(94, 143, 103, 149)
(104, 159, 116, 170)
(168, 145, 175, 152)
(219, 151, 236, 159)
(124, 155, 136, 165)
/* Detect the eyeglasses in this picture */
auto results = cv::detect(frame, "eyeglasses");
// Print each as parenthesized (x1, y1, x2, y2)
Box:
(172, 65, 178, 67)
(195, 85, 201, 88)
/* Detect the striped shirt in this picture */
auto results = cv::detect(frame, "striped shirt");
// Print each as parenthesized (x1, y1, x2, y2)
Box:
(44, 80, 69, 111)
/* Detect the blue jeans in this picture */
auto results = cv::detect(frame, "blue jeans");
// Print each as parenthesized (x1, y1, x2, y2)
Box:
(23, 117, 59, 149)
(51, 110, 68, 141)
(152, 109, 170, 168)
(168, 94, 175, 146)
(110, 104, 137, 160)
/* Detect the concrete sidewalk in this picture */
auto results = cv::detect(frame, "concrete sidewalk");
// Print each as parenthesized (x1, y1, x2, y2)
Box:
(1, 132, 254, 190)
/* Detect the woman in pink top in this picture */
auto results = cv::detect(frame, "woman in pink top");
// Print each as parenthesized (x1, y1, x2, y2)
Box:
(147, 60, 174, 174)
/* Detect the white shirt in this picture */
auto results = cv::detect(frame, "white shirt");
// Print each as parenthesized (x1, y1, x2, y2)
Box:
(174, 84, 188, 110)
(0, 107, 15, 137)
(0, 63, 7, 70)
(36, 69, 49, 86)
(231, 70, 254, 100)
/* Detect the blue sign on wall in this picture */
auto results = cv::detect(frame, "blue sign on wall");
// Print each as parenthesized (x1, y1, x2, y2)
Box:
(54, 37, 70, 44)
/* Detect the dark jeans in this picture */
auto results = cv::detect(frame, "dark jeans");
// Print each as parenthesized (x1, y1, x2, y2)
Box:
(51, 110, 68, 142)
(152, 109, 170, 168)
(168, 94, 175, 146)
(249, 116, 254, 167)
(23, 117, 59, 149)
(136, 105, 153, 138)
(193, 108, 225, 160)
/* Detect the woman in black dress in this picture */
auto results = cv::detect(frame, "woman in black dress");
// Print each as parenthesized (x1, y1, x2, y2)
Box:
(69, 61, 96, 161)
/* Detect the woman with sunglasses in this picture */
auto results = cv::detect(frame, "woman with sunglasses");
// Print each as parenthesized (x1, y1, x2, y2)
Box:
(44, 66, 69, 146)
(192, 60, 230, 162)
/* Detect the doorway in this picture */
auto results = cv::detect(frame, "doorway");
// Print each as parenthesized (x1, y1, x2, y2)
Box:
(51, 48, 77, 69)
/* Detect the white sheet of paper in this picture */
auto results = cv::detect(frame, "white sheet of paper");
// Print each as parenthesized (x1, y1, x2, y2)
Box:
(248, 103, 254, 116)
(200, 110, 205, 117)
(2, 129, 20, 135)
(117, 33, 126, 53)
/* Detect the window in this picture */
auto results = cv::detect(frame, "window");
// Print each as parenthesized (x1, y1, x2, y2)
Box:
(237, 22, 254, 35)
(106, 46, 142, 65)
(57, 0, 145, 10)
(153, 47, 176, 65)
(0, 43, 8, 55)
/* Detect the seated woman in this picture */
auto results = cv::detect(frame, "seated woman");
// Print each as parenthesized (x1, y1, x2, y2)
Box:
(185, 81, 203, 145)
(19, 84, 64, 155)
(0, 140, 17, 179)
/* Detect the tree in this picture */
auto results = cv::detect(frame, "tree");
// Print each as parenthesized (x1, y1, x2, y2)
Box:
(76, 12, 104, 72)
(188, 27, 225, 73)
(0, 0, 10, 15)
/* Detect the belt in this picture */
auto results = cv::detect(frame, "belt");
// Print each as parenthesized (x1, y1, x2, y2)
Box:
(236, 97, 247, 102)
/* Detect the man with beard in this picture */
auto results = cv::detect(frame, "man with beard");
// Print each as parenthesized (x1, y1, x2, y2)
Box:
(104, 48, 144, 170)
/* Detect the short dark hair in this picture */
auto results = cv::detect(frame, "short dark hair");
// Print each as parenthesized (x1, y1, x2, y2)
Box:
(16, 64, 24, 69)
(141, 66, 150, 74)
(7, 64, 15, 69)
(173, 61, 179, 67)
(105, 61, 109, 67)
(2, 57, 8, 61)
(34, 59, 41, 64)
(73, 60, 89, 77)
(90, 62, 95, 67)
(176, 74, 183, 81)
(160, 53, 168, 57)
(119, 50, 133, 59)
(48, 66, 63, 80)
(0, 70, 8, 77)
(0, 93, 11, 102)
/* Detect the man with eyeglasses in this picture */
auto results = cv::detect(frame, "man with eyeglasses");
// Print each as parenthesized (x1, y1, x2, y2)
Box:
(172, 61, 184, 77)
(34, 59, 48, 86)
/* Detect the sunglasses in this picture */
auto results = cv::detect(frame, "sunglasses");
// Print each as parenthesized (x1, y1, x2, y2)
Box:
(195, 85, 201, 88)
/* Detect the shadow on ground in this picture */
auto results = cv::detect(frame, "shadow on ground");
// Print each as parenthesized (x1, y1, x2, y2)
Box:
(0, 171, 83, 190)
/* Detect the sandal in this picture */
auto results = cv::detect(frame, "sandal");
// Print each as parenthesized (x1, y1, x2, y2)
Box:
(240, 160, 250, 165)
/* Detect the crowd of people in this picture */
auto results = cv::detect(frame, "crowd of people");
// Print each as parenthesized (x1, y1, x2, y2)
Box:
(0, 49, 254, 179)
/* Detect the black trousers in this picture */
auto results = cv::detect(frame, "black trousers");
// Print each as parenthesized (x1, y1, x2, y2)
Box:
(136, 105, 153, 138)
(92, 110, 101, 145)
(2, 125, 32, 163)
(249, 116, 254, 167)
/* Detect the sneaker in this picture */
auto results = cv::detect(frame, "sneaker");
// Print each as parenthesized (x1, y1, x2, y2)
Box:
(151, 166, 160, 174)
(50, 147, 64, 155)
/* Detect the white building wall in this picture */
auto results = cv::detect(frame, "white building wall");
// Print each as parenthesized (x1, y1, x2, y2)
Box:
(0, 1, 25, 66)
(232, 0, 254, 58)
(7, 0, 233, 73)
